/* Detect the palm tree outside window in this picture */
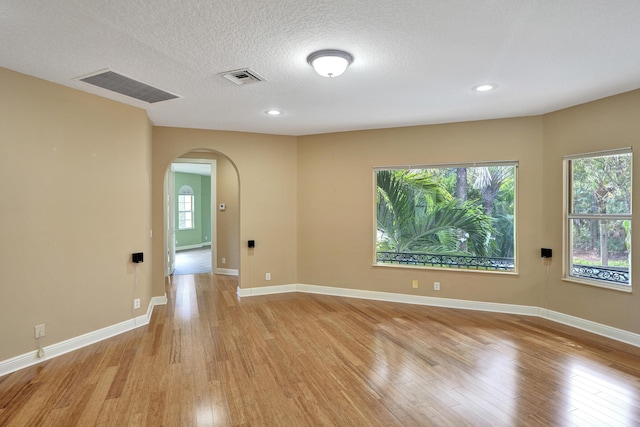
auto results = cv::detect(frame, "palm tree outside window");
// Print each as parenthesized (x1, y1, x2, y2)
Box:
(375, 161, 517, 272)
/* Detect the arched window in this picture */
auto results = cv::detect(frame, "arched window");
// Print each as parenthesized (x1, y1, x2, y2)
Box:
(178, 185, 195, 230)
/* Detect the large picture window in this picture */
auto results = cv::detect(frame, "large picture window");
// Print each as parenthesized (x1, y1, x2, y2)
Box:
(565, 148, 632, 290)
(375, 162, 517, 272)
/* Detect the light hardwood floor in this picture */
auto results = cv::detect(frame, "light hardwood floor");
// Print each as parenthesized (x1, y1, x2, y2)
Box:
(173, 248, 212, 275)
(1, 273, 640, 426)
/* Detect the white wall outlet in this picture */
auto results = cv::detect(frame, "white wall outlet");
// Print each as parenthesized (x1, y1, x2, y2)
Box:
(221, 257, 226, 264)
(412, 279, 419, 289)
(133, 298, 141, 309)
(34, 324, 45, 339)
(434, 282, 440, 291)
(265, 273, 271, 280)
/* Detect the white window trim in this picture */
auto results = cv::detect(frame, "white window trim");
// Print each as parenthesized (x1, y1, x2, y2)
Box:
(373, 160, 519, 274)
(562, 148, 632, 292)
(178, 193, 195, 230)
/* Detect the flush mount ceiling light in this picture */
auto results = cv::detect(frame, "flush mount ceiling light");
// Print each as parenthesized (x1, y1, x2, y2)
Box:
(473, 84, 496, 92)
(265, 109, 282, 116)
(307, 49, 354, 77)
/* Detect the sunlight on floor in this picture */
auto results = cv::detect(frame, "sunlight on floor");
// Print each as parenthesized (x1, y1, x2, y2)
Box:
(568, 362, 636, 425)
(176, 276, 194, 319)
(174, 247, 211, 275)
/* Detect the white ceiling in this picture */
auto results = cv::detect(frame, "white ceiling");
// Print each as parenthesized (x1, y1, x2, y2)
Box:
(2, 1, 640, 136)
(172, 162, 211, 176)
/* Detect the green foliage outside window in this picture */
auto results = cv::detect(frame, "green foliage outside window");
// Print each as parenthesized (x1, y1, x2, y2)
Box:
(376, 163, 516, 271)
(568, 151, 632, 286)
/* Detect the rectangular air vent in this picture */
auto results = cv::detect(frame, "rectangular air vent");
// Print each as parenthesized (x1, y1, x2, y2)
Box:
(220, 68, 265, 86)
(76, 70, 179, 103)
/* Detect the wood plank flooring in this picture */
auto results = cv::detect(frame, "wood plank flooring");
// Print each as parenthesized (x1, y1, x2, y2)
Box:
(173, 248, 212, 275)
(1, 273, 640, 426)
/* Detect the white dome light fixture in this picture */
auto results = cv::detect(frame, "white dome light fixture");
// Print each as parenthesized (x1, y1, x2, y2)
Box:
(473, 84, 496, 92)
(307, 49, 354, 78)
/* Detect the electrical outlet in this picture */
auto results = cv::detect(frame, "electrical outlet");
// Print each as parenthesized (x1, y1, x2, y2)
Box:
(412, 279, 419, 289)
(434, 282, 440, 291)
(34, 324, 45, 339)
(133, 298, 141, 310)
(222, 257, 226, 264)
(265, 273, 271, 281)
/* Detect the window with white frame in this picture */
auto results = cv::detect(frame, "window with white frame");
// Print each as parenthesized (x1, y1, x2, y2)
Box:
(178, 186, 195, 230)
(565, 148, 632, 290)
(375, 161, 517, 272)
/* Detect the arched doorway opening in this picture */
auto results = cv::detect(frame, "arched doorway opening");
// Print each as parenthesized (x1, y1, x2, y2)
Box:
(163, 150, 240, 280)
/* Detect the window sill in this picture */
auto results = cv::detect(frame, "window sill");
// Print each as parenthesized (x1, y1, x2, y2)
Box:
(562, 277, 632, 293)
(372, 262, 519, 276)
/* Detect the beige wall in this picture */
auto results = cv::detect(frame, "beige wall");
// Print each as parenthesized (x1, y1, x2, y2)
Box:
(217, 156, 240, 270)
(0, 68, 153, 361)
(152, 127, 297, 294)
(542, 89, 640, 333)
(297, 117, 547, 306)
(3, 64, 640, 364)
(297, 92, 640, 335)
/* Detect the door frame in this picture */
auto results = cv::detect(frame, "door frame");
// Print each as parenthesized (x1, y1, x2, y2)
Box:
(165, 158, 217, 276)
(166, 166, 176, 275)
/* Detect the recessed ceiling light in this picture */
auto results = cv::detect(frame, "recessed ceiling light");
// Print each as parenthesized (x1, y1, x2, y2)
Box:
(266, 110, 282, 116)
(473, 84, 495, 92)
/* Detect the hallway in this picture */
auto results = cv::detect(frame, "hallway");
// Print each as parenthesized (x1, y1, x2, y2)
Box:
(173, 247, 211, 275)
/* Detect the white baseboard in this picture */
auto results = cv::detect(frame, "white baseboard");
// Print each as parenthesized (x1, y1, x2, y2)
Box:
(295, 284, 540, 316)
(216, 268, 239, 276)
(238, 284, 640, 348)
(5, 284, 638, 378)
(540, 308, 640, 347)
(237, 284, 297, 297)
(176, 243, 210, 251)
(0, 294, 168, 378)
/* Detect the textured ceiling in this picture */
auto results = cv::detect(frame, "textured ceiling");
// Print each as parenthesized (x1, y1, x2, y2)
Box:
(2, 1, 640, 136)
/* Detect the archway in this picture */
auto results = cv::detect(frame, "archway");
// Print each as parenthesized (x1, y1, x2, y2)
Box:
(163, 150, 240, 281)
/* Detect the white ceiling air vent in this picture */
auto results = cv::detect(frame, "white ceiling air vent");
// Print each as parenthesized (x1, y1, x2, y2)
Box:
(220, 68, 265, 86)
(75, 70, 180, 103)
